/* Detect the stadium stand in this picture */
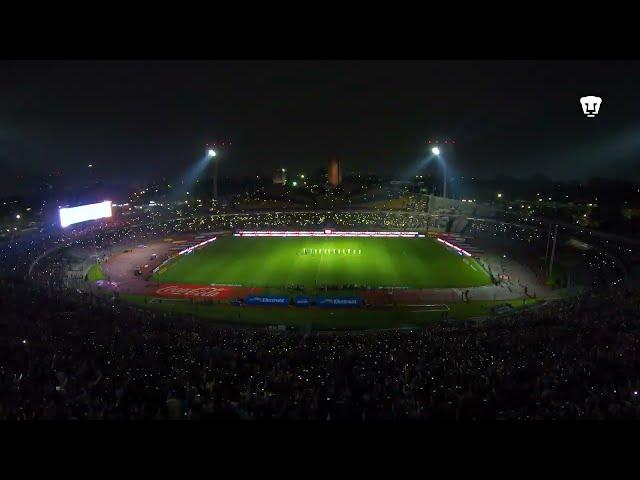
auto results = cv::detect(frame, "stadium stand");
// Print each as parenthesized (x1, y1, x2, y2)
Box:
(0, 208, 637, 419)
(2, 280, 640, 420)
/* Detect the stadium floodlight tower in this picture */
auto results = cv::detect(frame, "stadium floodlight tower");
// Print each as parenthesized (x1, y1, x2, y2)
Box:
(430, 146, 446, 198)
(207, 148, 218, 200)
(206, 140, 231, 201)
(427, 138, 455, 199)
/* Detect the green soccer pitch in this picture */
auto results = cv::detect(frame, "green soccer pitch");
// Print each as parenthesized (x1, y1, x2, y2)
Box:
(153, 236, 492, 289)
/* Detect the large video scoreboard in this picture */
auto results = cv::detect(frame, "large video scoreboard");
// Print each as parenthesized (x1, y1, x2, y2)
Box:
(59, 201, 112, 228)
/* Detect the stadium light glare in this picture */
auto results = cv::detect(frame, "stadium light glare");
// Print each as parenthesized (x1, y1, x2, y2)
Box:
(428, 145, 446, 197)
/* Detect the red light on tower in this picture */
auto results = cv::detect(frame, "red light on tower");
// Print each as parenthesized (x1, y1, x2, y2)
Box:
(207, 139, 232, 149)
(427, 138, 456, 145)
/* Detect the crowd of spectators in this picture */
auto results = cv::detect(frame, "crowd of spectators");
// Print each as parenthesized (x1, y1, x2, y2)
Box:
(0, 210, 434, 280)
(468, 219, 629, 290)
(2, 280, 640, 420)
(2, 209, 639, 420)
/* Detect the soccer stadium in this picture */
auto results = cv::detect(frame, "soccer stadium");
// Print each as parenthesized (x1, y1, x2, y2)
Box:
(30, 205, 560, 330)
(154, 234, 490, 289)
(3, 59, 640, 422)
(114, 228, 502, 328)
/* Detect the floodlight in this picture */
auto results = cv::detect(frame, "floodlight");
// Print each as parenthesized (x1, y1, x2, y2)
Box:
(431, 146, 440, 155)
(208, 149, 217, 157)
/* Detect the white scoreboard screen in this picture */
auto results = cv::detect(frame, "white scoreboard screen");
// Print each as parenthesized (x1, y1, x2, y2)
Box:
(59, 201, 112, 228)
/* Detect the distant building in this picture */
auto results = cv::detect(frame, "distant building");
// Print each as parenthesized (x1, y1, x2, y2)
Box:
(273, 168, 287, 185)
(328, 157, 342, 187)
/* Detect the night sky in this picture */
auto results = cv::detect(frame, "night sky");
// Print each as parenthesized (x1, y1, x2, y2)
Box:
(1, 60, 640, 195)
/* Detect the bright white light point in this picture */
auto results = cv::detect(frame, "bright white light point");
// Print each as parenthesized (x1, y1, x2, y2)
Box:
(431, 147, 440, 155)
(208, 149, 216, 157)
(16, 214, 21, 219)
(292, 181, 297, 186)
(88, 164, 93, 168)
(497, 193, 502, 198)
